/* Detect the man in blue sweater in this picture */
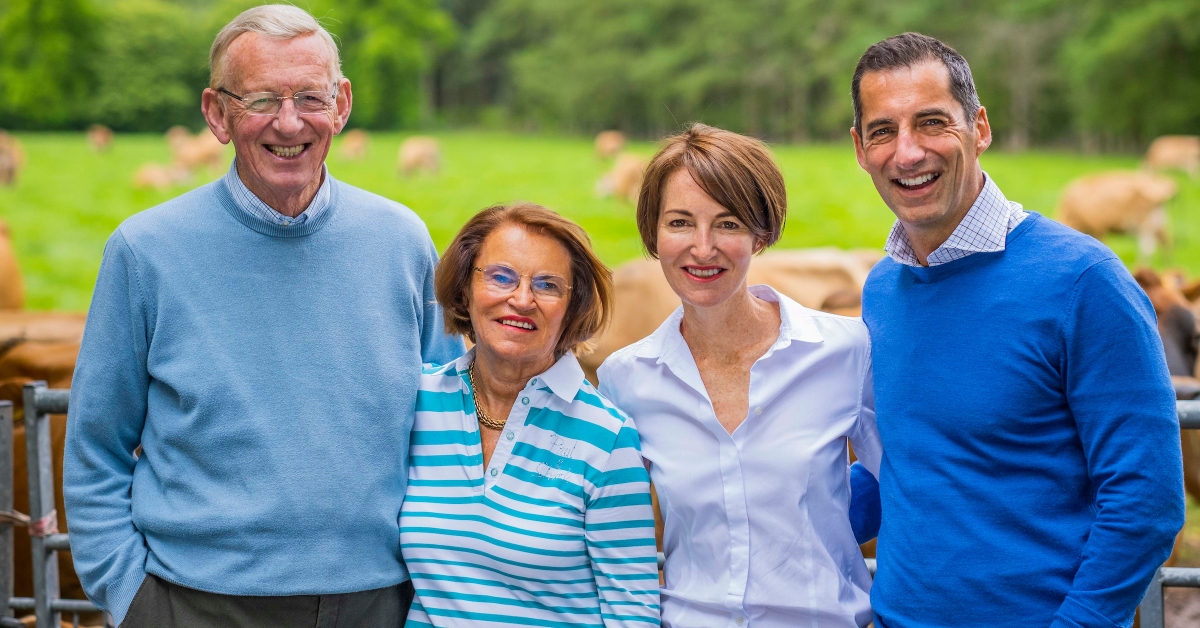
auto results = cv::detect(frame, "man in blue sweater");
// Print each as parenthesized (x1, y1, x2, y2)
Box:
(852, 33, 1185, 628)
(63, 6, 463, 627)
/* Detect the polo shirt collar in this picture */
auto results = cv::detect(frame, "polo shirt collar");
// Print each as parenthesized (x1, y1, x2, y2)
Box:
(453, 347, 584, 403)
(538, 352, 586, 402)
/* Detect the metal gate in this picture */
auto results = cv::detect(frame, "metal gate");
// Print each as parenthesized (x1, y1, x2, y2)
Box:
(0, 382, 106, 627)
(1139, 399, 1200, 628)
(0, 383, 1194, 627)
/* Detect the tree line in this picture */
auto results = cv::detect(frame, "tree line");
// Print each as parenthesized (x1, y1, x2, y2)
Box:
(1, 0, 1197, 150)
(0, 0, 451, 132)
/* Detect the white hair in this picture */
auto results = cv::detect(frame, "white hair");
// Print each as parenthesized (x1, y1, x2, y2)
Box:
(209, 4, 342, 89)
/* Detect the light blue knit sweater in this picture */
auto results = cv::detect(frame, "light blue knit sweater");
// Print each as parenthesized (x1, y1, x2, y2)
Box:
(63, 173, 464, 624)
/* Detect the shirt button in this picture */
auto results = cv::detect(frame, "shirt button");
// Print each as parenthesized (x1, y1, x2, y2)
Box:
(754, 407, 762, 416)
(506, 431, 514, 440)
(489, 468, 498, 477)
(521, 397, 530, 405)
(736, 618, 744, 626)
(530, 378, 537, 386)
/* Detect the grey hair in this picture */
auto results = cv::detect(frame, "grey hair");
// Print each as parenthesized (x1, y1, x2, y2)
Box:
(209, 4, 342, 89)
(851, 32, 981, 139)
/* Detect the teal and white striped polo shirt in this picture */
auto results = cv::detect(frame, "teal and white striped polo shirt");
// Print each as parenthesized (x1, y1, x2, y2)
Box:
(401, 350, 661, 627)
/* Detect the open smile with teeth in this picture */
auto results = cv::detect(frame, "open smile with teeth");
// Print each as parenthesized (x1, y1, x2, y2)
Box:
(266, 144, 309, 158)
(894, 172, 940, 189)
(499, 319, 536, 330)
(685, 267, 724, 278)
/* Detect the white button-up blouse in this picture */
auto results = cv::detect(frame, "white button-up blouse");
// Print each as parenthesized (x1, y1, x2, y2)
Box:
(598, 285, 882, 628)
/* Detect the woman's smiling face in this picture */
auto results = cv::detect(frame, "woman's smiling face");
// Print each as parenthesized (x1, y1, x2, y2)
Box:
(468, 223, 573, 367)
(656, 168, 761, 310)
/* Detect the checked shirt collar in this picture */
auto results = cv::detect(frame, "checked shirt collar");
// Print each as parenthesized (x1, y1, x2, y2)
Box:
(884, 172, 1028, 267)
(224, 159, 331, 228)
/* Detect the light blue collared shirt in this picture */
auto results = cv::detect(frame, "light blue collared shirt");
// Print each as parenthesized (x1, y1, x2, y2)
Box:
(223, 159, 332, 228)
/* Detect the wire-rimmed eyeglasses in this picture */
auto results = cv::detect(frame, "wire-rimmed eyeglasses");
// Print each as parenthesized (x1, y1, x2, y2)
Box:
(217, 87, 337, 115)
(473, 264, 572, 301)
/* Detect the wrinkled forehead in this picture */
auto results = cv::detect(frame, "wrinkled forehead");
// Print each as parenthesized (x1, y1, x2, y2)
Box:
(859, 60, 961, 123)
(476, 223, 575, 277)
(223, 32, 337, 93)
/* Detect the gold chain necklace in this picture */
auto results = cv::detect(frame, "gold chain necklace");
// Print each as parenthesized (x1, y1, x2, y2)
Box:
(469, 361, 508, 431)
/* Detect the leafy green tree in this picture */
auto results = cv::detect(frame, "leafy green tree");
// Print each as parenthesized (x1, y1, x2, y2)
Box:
(0, 0, 102, 127)
(313, 0, 456, 129)
(3, 0, 1200, 146)
(500, 0, 696, 135)
(460, 0, 892, 139)
(1063, 0, 1200, 145)
(92, 0, 210, 131)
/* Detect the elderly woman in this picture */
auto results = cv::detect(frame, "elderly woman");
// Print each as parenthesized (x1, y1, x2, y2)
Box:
(400, 202, 660, 627)
(598, 124, 882, 628)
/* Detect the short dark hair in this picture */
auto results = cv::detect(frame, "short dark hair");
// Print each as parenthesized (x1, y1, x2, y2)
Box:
(636, 123, 787, 258)
(435, 202, 613, 358)
(851, 32, 980, 138)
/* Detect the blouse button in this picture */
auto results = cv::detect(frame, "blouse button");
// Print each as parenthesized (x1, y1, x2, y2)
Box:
(521, 397, 530, 405)
(506, 431, 514, 440)
(489, 468, 498, 477)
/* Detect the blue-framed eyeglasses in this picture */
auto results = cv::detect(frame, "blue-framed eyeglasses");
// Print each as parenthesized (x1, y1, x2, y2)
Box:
(473, 264, 572, 301)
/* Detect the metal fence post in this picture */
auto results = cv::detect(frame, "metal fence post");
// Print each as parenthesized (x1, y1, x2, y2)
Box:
(0, 401, 12, 620)
(23, 382, 59, 628)
(1135, 400, 1200, 628)
(1140, 567, 1165, 628)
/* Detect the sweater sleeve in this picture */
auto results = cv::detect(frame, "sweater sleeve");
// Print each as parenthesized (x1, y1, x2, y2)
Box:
(585, 415, 660, 627)
(63, 231, 151, 626)
(1051, 259, 1185, 628)
(418, 238, 465, 365)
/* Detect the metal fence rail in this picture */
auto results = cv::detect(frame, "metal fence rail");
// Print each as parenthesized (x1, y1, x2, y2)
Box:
(0, 386, 1191, 627)
(1, 382, 105, 628)
(1136, 399, 1200, 628)
(0, 400, 15, 628)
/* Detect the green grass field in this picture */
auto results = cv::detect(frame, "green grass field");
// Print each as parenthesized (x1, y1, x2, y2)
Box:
(5, 133, 1200, 576)
(0, 130, 1197, 311)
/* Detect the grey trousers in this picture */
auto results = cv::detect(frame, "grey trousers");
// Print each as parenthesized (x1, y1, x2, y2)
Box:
(120, 575, 413, 628)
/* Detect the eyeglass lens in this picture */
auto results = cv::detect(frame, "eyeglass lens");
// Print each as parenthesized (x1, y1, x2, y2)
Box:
(480, 265, 568, 299)
(242, 92, 334, 115)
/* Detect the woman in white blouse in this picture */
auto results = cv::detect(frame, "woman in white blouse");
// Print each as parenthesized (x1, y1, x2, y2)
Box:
(598, 124, 882, 628)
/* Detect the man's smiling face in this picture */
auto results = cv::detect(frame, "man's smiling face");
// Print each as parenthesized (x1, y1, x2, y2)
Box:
(202, 31, 351, 213)
(851, 60, 991, 235)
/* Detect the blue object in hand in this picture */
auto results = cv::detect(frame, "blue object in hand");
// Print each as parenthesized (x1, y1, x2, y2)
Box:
(849, 461, 881, 545)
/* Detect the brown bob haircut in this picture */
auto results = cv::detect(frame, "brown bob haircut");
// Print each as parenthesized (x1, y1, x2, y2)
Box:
(435, 202, 614, 357)
(637, 123, 787, 258)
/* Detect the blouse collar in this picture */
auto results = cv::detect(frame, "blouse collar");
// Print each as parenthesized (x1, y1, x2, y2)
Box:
(634, 284, 824, 362)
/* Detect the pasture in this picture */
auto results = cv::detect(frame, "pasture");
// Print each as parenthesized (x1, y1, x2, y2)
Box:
(2, 131, 1199, 310)
(2, 130, 1200, 619)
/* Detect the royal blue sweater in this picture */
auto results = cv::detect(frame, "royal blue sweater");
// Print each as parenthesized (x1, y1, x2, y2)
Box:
(63, 175, 463, 625)
(863, 213, 1184, 628)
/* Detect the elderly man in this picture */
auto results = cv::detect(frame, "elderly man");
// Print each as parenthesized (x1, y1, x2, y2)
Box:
(853, 33, 1184, 628)
(63, 5, 462, 627)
